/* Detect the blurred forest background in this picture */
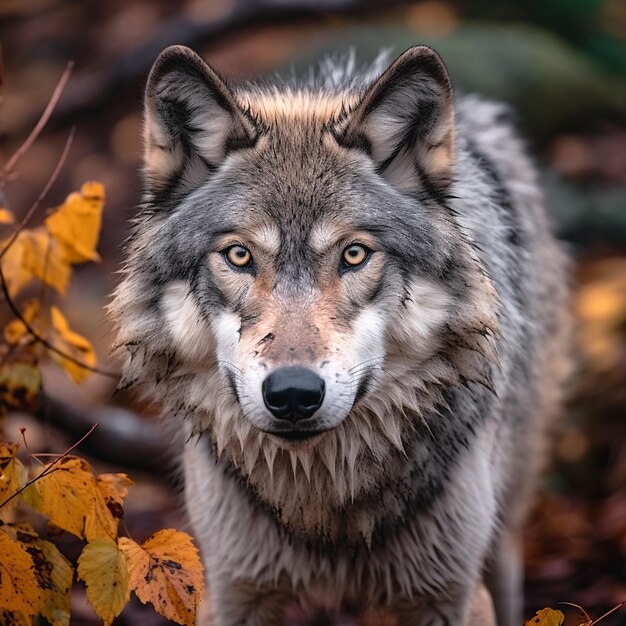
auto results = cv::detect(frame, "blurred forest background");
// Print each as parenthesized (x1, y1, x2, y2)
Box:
(1, 0, 626, 624)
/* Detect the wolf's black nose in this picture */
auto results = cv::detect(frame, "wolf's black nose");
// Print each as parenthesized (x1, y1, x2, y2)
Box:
(262, 367, 325, 422)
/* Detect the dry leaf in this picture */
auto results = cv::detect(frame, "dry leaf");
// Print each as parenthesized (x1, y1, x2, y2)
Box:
(0, 610, 31, 625)
(0, 441, 26, 512)
(3, 300, 40, 345)
(0, 363, 42, 418)
(77, 538, 130, 625)
(23, 457, 118, 541)
(48, 307, 96, 383)
(0, 228, 71, 297)
(525, 608, 566, 626)
(119, 529, 204, 626)
(45, 181, 104, 264)
(97, 473, 133, 520)
(0, 231, 41, 297)
(0, 528, 41, 615)
(0, 441, 20, 472)
(23, 227, 72, 295)
(4, 523, 72, 626)
(0, 208, 15, 224)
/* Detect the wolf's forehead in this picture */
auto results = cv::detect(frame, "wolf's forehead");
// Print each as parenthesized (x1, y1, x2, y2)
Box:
(237, 89, 358, 125)
(240, 214, 352, 256)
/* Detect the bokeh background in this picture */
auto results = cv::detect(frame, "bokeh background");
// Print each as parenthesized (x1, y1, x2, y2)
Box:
(1, 0, 626, 624)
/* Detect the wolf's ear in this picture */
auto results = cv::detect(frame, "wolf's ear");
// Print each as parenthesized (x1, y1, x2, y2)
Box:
(338, 46, 455, 195)
(143, 45, 256, 191)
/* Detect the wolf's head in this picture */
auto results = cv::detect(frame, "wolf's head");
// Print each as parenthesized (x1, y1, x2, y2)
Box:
(111, 45, 498, 537)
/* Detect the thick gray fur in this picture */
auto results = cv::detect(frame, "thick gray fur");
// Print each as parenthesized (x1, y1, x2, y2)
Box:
(110, 44, 571, 626)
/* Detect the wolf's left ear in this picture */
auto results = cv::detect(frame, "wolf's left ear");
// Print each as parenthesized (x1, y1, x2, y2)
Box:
(338, 46, 455, 195)
(143, 45, 256, 191)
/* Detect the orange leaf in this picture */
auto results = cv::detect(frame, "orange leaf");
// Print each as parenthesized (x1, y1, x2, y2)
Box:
(48, 307, 97, 383)
(45, 181, 104, 264)
(96, 473, 133, 520)
(0, 528, 41, 616)
(0, 610, 31, 625)
(119, 529, 204, 626)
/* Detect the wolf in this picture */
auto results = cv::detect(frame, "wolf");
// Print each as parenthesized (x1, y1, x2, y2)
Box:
(110, 44, 571, 626)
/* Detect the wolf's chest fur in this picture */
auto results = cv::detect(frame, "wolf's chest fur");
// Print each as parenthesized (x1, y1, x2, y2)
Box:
(111, 45, 570, 625)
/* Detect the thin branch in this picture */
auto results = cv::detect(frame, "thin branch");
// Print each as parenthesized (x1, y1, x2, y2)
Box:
(0, 422, 98, 510)
(0, 62, 74, 182)
(0, 265, 118, 378)
(20, 427, 44, 467)
(590, 601, 625, 625)
(0, 127, 75, 260)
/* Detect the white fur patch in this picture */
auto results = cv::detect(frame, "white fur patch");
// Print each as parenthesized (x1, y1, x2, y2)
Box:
(392, 278, 451, 360)
(162, 281, 214, 363)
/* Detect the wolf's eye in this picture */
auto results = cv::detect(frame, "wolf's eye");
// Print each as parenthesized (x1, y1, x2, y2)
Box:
(341, 244, 369, 269)
(225, 245, 253, 269)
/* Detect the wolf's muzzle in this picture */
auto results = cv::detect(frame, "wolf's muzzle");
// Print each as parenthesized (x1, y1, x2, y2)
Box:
(262, 366, 325, 423)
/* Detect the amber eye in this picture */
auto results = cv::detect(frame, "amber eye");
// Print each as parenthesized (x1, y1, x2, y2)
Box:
(341, 244, 369, 268)
(225, 245, 253, 268)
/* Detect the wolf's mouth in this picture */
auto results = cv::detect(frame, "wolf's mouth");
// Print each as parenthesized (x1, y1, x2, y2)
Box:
(267, 430, 327, 442)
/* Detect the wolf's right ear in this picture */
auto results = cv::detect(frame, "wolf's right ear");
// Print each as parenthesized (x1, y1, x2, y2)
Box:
(143, 45, 256, 191)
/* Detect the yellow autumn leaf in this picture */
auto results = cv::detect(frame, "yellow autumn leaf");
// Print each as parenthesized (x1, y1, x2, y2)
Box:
(0, 363, 42, 418)
(0, 528, 41, 616)
(0, 231, 40, 297)
(45, 181, 104, 264)
(23, 457, 118, 541)
(97, 473, 133, 520)
(0, 610, 31, 625)
(4, 523, 72, 626)
(524, 608, 565, 626)
(0, 208, 15, 224)
(3, 300, 40, 345)
(77, 538, 130, 625)
(24, 227, 72, 295)
(48, 306, 97, 383)
(0, 441, 27, 513)
(0, 441, 20, 472)
(119, 529, 204, 626)
(0, 228, 71, 297)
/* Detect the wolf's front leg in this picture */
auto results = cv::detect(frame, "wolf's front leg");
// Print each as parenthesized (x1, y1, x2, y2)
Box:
(206, 578, 292, 626)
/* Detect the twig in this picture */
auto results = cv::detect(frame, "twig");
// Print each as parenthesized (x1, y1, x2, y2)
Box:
(0, 127, 75, 260)
(0, 62, 74, 182)
(590, 601, 626, 625)
(34, 391, 174, 476)
(0, 264, 118, 378)
(559, 602, 592, 622)
(0, 422, 98, 509)
(20, 427, 44, 467)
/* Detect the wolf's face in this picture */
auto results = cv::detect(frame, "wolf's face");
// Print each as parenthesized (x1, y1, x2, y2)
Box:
(112, 46, 497, 524)
(165, 161, 453, 444)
